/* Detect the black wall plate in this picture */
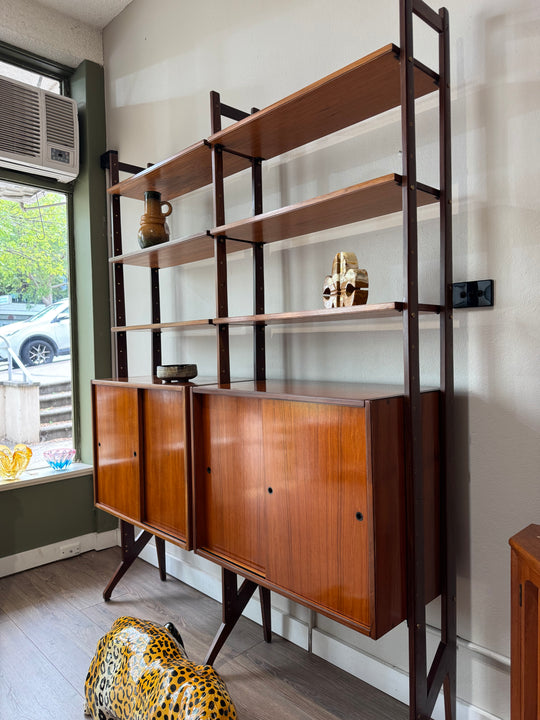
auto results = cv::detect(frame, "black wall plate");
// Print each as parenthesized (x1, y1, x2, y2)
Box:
(452, 280, 494, 309)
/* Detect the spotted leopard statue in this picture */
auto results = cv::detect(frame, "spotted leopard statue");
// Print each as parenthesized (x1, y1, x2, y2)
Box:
(84, 616, 237, 720)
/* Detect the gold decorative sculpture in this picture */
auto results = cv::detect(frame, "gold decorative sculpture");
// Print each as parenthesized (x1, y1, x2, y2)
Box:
(0, 444, 32, 480)
(323, 252, 368, 308)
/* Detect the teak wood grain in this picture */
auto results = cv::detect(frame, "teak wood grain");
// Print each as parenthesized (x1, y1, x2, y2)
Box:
(92, 381, 194, 550)
(110, 233, 248, 269)
(212, 302, 441, 327)
(211, 175, 438, 245)
(107, 46, 437, 204)
(107, 140, 249, 201)
(193, 394, 266, 575)
(263, 400, 371, 630)
(208, 45, 438, 160)
(142, 388, 190, 542)
(92, 384, 141, 520)
(191, 386, 440, 638)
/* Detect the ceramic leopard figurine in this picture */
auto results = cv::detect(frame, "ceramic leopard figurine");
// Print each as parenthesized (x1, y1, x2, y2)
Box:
(84, 616, 237, 720)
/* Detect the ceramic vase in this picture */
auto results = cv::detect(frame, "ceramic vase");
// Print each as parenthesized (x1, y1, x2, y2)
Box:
(137, 191, 172, 248)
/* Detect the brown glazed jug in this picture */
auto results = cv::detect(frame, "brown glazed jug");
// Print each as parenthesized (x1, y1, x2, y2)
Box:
(137, 190, 173, 248)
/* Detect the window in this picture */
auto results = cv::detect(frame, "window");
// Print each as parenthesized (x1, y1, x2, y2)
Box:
(0, 54, 76, 474)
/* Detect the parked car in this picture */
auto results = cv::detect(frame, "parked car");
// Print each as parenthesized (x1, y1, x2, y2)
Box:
(0, 298, 70, 366)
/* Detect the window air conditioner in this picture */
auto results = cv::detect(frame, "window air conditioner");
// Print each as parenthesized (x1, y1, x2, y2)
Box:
(0, 75, 79, 183)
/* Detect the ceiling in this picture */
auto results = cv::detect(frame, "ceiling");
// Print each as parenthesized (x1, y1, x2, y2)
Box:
(33, 0, 133, 29)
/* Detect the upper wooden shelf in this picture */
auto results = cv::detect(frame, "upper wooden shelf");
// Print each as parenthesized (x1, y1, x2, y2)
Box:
(107, 140, 250, 201)
(212, 174, 439, 244)
(107, 45, 438, 202)
(109, 232, 248, 268)
(208, 44, 438, 160)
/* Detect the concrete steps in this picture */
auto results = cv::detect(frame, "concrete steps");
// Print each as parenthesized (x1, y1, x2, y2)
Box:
(40, 381, 72, 441)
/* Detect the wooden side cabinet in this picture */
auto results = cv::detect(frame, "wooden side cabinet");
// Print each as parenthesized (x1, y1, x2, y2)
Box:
(92, 378, 192, 548)
(192, 382, 440, 639)
(510, 524, 540, 720)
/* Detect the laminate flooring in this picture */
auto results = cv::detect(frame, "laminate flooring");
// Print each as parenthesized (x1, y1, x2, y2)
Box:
(0, 548, 407, 719)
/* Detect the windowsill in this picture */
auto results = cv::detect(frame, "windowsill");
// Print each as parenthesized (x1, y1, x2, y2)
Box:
(0, 462, 93, 492)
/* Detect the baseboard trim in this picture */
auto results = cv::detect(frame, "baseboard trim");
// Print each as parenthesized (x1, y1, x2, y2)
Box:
(311, 629, 505, 720)
(0, 529, 118, 578)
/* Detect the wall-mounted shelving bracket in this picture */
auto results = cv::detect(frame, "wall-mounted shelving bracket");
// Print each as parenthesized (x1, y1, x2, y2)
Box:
(452, 280, 494, 308)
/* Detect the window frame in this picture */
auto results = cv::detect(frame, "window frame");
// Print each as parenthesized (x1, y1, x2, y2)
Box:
(0, 41, 82, 462)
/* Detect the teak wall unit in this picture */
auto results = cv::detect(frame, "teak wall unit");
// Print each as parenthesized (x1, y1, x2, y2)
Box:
(95, 1, 455, 718)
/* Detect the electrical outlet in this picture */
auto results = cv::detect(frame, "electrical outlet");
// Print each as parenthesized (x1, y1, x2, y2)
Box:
(60, 541, 81, 558)
(452, 279, 494, 308)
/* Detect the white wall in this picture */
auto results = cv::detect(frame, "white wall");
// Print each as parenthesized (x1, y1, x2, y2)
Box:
(103, 1, 540, 718)
(0, 0, 103, 67)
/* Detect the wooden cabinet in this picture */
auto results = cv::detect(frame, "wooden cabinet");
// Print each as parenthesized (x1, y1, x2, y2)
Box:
(192, 382, 440, 638)
(92, 379, 192, 547)
(509, 524, 540, 720)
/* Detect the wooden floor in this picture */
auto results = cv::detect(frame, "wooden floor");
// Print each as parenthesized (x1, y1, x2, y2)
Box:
(0, 548, 407, 719)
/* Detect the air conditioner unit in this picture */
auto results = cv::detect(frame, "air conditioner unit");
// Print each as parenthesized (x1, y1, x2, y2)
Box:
(0, 75, 79, 183)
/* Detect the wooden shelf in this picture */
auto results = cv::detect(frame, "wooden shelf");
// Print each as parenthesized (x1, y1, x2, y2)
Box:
(111, 304, 441, 332)
(92, 376, 220, 389)
(193, 379, 437, 405)
(208, 44, 438, 160)
(106, 45, 438, 202)
(213, 302, 441, 326)
(212, 174, 439, 244)
(111, 319, 213, 333)
(107, 140, 250, 201)
(109, 232, 248, 268)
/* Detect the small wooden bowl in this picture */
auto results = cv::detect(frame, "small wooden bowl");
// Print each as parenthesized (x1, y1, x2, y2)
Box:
(156, 364, 198, 382)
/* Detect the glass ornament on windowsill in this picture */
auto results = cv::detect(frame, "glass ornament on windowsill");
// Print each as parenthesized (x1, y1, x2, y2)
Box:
(43, 448, 76, 471)
(0, 444, 32, 480)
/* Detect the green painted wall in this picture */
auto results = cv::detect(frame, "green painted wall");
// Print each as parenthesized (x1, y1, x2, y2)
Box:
(0, 59, 117, 561)
(71, 59, 113, 463)
(0, 476, 97, 556)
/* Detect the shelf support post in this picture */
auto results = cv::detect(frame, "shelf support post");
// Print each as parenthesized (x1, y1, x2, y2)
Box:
(144, 161, 162, 376)
(151, 267, 161, 374)
(400, 0, 428, 717)
(107, 150, 128, 378)
(210, 91, 231, 384)
(401, 1, 456, 718)
(438, 6, 457, 720)
(252, 152, 266, 381)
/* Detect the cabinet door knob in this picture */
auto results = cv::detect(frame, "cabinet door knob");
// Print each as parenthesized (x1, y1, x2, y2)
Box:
(356, 512, 363, 521)
(267, 487, 273, 494)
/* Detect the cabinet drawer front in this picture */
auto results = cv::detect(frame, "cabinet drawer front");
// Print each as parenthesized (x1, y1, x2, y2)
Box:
(263, 400, 370, 627)
(93, 385, 141, 519)
(142, 388, 188, 540)
(193, 394, 266, 575)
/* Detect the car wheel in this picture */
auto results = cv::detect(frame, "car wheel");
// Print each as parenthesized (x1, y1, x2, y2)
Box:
(21, 339, 55, 366)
